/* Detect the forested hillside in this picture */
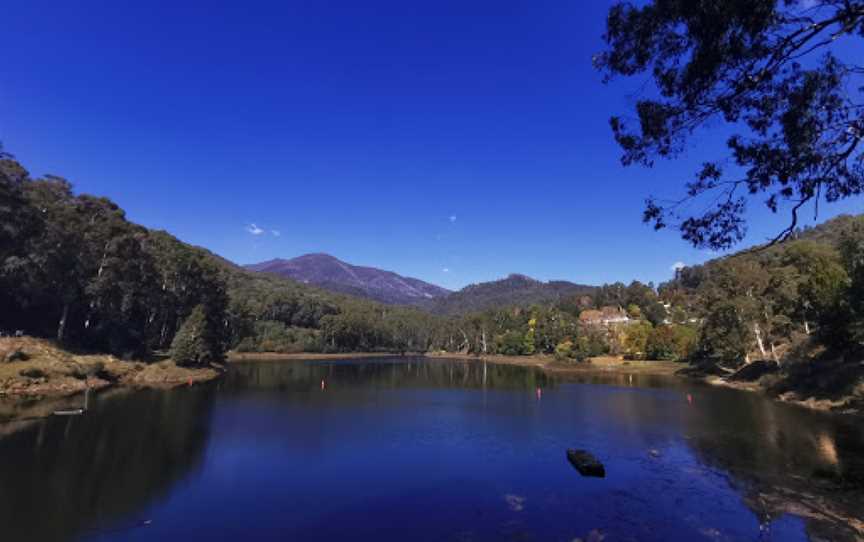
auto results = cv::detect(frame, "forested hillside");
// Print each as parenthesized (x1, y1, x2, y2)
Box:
(660, 214, 864, 372)
(0, 150, 687, 362)
(3, 146, 863, 387)
(0, 151, 451, 360)
(0, 152, 231, 365)
(423, 274, 596, 315)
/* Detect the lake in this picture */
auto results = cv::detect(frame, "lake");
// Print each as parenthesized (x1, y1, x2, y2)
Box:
(1, 357, 862, 541)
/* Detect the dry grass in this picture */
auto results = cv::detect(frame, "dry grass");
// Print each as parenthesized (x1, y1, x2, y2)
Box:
(0, 337, 221, 400)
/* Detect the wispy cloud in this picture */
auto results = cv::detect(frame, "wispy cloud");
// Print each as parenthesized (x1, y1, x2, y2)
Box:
(670, 261, 686, 272)
(448, 215, 457, 223)
(245, 223, 265, 235)
(442, 267, 450, 273)
(245, 223, 282, 237)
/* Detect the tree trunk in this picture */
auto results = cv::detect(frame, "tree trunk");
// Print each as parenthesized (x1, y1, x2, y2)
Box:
(804, 320, 811, 335)
(770, 342, 779, 362)
(97, 242, 109, 277)
(753, 322, 766, 359)
(458, 329, 470, 353)
(481, 328, 488, 354)
(57, 303, 70, 343)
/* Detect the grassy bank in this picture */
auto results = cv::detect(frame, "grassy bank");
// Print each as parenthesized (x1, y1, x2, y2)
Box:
(0, 337, 222, 401)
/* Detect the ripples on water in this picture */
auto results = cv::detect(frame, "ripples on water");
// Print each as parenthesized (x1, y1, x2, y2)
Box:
(0, 357, 861, 541)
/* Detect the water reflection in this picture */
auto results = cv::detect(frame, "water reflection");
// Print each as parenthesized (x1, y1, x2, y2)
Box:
(679, 388, 864, 540)
(221, 358, 864, 540)
(221, 356, 555, 393)
(0, 357, 861, 542)
(0, 386, 215, 542)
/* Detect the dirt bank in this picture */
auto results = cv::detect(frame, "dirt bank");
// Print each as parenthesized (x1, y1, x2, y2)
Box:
(0, 337, 222, 404)
(695, 358, 864, 415)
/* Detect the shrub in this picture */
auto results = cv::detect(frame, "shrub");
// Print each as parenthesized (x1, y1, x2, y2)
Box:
(170, 305, 226, 366)
(554, 340, 574, 361)
(647, 324, 698, 361)
(496, 331, 525, 355)
(623, 320, 652, 360)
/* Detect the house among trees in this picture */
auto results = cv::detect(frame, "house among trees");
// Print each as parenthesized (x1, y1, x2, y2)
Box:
(579, 306, 630, 326)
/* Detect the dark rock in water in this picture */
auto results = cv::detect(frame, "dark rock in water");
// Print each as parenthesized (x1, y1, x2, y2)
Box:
(728, 359, 780, 382)
(567, 449, 605, 478)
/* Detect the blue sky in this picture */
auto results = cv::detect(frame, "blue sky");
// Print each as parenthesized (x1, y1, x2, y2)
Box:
(1, 1, 860, 290)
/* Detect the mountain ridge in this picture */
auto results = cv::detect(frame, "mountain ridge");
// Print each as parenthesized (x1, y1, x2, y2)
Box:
(423, 273, 597, 315)
(245, 253, 451, 306)
(245, 253, 599, 313)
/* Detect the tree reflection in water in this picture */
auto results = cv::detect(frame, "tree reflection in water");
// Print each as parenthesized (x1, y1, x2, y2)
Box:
(680, 388, 864, 540)
(0, 385, 216, 542)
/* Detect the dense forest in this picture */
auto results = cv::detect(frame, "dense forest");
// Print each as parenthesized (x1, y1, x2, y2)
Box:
(2, 147, 863, 377)
(659, 216, 864, 372)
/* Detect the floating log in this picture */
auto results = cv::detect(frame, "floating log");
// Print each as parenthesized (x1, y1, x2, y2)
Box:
(566, 449, 605, 478)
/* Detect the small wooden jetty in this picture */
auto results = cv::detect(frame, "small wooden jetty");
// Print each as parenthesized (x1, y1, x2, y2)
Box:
(53, 386, 90, 417)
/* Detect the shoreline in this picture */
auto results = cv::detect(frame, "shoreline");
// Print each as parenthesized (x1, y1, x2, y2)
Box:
(4, 337, 858, 421)
(228, 351, 410, 362)
(0, 337, 222, 421)
(229, 350, 862, 415)
(423, 352, 684, 376)
(230, 350, 684, 376)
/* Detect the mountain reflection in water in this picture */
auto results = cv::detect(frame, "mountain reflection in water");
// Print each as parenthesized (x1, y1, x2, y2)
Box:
(0, 357, 860, 541)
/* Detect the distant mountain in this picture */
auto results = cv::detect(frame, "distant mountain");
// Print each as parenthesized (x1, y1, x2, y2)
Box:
(424, 273, 596, 315)
(245, 253, 451, 306)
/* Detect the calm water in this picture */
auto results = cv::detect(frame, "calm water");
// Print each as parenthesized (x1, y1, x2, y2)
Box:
(1, 358, 862, 542)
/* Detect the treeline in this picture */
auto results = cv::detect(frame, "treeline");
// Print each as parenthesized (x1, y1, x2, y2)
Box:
(659, 215, 864, 371)
(1, 153, 230, 365)
(5, 147, 861, 371)
(0, 149, 702, 363)
(0, 151, 460, 361)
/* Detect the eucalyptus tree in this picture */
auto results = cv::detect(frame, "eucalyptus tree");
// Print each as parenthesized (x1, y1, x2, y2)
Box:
(597, 0, 864, 249)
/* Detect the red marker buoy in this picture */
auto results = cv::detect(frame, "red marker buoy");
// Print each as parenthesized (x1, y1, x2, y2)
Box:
(536, 387, 542, 400)
(321, 379, 326, 391)
(687, 393, 693, 405)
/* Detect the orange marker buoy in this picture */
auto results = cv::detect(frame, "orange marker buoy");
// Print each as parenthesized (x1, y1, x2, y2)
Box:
(188, 378, 193, 387)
